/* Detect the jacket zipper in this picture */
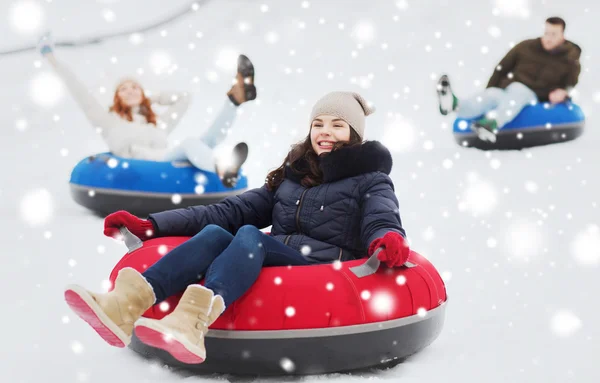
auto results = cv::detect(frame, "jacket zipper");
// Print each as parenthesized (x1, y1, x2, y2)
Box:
(295, 189, 308, 233)
(284, 235, 290, 245)
(338, 247, 343, 260)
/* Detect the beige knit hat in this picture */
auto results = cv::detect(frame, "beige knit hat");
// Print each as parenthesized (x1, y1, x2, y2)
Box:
(309, 91, 375, 139)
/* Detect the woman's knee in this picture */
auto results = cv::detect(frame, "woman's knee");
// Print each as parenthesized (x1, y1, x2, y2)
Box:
(233, 225, 264, 254)
(236, 225, 262, 238)
(194, 224, 233, 244)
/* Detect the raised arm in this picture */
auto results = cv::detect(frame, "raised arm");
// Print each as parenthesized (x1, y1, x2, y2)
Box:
(45, 54, 118, 130)
(150, 91, 192, 133)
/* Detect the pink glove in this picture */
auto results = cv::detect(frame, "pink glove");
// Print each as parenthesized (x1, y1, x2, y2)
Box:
(368, 232, 410, 267)
(103, 210, 155, 240)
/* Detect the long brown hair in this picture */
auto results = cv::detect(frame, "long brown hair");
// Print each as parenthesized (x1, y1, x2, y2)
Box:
(265, 128, 362, 190)
(109, 84, 157, 125)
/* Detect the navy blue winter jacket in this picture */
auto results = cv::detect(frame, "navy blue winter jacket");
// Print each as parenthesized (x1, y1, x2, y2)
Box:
(149, 141, 406, 262)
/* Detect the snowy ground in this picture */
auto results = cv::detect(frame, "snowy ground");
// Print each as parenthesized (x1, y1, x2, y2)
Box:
(2, 0, 600, 382)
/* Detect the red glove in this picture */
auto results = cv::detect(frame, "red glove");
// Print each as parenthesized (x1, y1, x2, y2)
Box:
(103, 210, 156, 240)
(368, 232, 410, 267)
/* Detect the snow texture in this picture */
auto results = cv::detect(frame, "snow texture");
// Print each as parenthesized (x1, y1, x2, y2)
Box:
(1, 0, 599, 382)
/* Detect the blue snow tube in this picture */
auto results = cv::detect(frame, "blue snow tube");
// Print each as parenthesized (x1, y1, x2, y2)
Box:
(69, 153, 248, 216)
(453, 102, 585, 150)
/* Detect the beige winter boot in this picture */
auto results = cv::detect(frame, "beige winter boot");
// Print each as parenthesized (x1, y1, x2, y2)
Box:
(134, 285, 226, 364)
(64, 267, 155, 348)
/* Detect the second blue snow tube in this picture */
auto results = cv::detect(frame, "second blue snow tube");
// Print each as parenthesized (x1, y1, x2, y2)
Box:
(453, 102, 585, 150)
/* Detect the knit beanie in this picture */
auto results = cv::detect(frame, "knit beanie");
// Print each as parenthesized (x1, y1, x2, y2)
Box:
(309, 91, 375, 139)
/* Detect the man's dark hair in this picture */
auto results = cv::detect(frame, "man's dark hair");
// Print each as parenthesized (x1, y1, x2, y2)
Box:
(546, 17, 566, 31)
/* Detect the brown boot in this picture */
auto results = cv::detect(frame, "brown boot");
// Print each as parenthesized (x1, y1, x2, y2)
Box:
(64, 267, 155, 347)
(217, 142, 248, 188)
(134, 285, 225, 364)
(227, 54, 256, 106)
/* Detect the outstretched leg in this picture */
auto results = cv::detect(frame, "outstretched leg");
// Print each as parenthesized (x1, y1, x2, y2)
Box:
(134, 225, 313, 363)
(471, 82, 537, 142)
(64, 225, 233, 347)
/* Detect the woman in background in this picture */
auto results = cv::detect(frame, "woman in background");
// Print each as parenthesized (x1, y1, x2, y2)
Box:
(38, 33, 255, 187)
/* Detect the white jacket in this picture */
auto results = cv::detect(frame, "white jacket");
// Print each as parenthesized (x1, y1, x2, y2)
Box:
(53, 60, 191, 161)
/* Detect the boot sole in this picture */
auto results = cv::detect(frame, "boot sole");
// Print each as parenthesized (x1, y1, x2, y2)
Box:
(437, 76, 454, 116)
(64, 285, 129, 348)
(135, 318, 206, 364)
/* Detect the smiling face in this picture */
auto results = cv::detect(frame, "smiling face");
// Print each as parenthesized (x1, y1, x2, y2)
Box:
(116, 80, 144, 107)
(310, 115, 352, 155)
(541, 22, 565, 51)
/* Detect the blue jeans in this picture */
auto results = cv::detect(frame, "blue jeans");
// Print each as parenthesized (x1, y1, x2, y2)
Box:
(457, 82, 538, 128)
(163, 98, 238, 171)
(142, 225, 313, 307)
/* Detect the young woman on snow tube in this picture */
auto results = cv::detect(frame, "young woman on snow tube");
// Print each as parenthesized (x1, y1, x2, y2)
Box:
(39, 32, 253, 185)
(64, 91, 412, 366)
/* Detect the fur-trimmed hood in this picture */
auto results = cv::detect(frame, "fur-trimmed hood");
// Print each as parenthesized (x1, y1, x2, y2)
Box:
(285, 140, 393, 184)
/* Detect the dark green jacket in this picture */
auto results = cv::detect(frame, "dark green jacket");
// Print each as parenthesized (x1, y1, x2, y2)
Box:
(487, 38, 581, 101)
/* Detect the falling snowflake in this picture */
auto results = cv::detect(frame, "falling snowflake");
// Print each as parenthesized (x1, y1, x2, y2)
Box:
(285, 306, 296, 317)
(488, 25, 502, 38)
(524, 181, 538, 194)
(382, 114, 417, 152)
(274, 276, 282, 285)
(30, 72, 64, 107)
(371, 292, 394, 315)
(442, 159, 453, 169)
(550, 310, 582, 337)
(441, 271, 452, 282)
(417, 308, 427, 317)
(101, 280, 112, 292)
(149, 51, 172, 74)
(71, 341, 84, 354)
(422, 226, 435, 241)
(487, 237, 497, 248)
(361, 290, 371, 300)
(20, 188, 54, 227)
(300, 245, 311, 255)
(459, 174, 498, 215)
(171, 194, 182, 204)
(280, 357, 296, 372)
(68, 259, 77, 267)
(352, 21, 375, 44)
(265, 31, 279, 44)
(493, 0, 530, 19)
(326, 282, 334, 291)
(106, 158, 118, 168)
(101, 8, 116, 23)
(129, 33, 144, 45)
(571, 224, 600, 266)
(505, 219, 544, 262)
(215, 48, 239, 71)
(15, 118, 28, 131)
(490, 158, 501, 169)
(62, 315, 70, 324)
(159, 302, 170, 312)
(396, 0, 409, 10)
(9, 1, 45, 34)
(332, 260, 342, 270)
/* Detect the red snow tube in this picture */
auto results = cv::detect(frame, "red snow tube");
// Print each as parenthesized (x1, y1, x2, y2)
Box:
(109, 235, 447, 375)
